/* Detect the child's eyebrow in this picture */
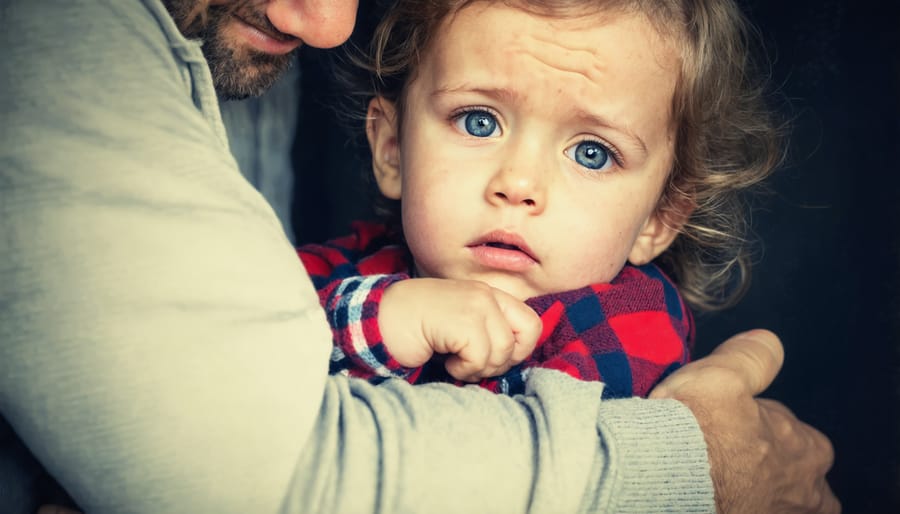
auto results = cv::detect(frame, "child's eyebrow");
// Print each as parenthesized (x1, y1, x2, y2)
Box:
(431, 85, 521, 105)
(571, 108, 648, 157)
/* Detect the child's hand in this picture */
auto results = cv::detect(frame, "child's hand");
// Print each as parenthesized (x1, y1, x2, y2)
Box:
(379, 278, 541, 382)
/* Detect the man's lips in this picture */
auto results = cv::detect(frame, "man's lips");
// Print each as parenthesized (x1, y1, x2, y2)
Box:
(232, 14, 302, 55)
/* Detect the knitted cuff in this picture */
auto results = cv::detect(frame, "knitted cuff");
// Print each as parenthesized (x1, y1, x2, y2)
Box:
(596, 397, 715, 513)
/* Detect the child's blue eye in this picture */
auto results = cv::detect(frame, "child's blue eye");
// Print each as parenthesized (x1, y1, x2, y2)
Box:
(565, 140, 612, 171)
(455, 110, 500, 138)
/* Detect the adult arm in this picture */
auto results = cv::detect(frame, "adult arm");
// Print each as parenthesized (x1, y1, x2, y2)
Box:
(652, 330, 840, 513)
(0, 1, 714, 513)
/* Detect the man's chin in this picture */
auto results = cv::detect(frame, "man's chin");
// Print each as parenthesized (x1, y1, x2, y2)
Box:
(212, 63, 289, 100)
(205, 45, 294, 100)
(191, 3, 296, 99)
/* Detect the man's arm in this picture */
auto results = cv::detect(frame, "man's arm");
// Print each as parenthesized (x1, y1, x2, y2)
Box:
(652, 330, 840, 513)
(1, 0, 337, 510)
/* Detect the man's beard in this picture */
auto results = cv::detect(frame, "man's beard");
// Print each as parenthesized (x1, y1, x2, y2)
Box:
(165, 0, 296, 100)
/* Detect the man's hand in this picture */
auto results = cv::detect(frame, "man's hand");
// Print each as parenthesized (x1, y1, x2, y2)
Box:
(651, 329, 840, 513)
(379, 278, 542, 381)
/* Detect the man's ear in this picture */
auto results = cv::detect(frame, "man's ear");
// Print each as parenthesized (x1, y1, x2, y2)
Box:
(628, 196, 694, 265)
(366, 97, 402, 200)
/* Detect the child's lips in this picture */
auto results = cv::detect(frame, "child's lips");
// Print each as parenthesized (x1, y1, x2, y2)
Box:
(467, 231, 539, 271)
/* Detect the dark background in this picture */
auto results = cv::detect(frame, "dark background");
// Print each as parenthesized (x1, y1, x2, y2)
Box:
(293, 0, 900, 512)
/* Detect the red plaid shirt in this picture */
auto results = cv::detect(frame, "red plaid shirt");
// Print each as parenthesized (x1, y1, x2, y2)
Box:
(299, 221, 693, 398)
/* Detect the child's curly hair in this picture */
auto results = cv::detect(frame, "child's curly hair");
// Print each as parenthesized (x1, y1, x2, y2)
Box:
(337, 0, 784, 311)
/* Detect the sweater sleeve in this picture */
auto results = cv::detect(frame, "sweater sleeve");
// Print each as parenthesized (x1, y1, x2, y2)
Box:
(0, 1, 715, 513)
(286, 370, 715, 514)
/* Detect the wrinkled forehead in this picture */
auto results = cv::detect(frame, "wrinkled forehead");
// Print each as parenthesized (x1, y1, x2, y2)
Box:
(430, 0, 688, 76)
(427, 0, 685, 88)
(411, 1, 682, 144)
(479, 0, 686, 125)
(450, 0, 687, 37)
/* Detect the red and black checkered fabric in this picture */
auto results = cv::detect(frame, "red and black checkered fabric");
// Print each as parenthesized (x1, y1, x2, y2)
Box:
(298, 221, 693, 398)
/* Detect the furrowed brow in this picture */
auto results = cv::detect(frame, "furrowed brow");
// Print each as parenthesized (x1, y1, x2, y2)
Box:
(431, 85, 521, 104)
(572, 108, 648, 156)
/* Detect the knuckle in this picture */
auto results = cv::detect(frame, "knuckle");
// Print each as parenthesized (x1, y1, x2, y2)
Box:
(772, 411, 797, 440)
(496, 334, 516, 353)
(754, 437, 773, 464)
(693, 365, 747, 396)
(460, 283, 497, 309)
(467, 280, 494, 296)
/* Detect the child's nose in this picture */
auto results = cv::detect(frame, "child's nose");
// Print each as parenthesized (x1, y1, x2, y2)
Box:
(485, 165, 548, 214)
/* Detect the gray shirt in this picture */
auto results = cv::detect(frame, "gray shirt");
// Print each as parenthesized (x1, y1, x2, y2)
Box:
(220, 61, 300, 244)
(0, 1, 715, 512)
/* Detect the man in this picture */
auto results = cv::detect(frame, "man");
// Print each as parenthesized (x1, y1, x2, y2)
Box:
(0, 1, 838, 512)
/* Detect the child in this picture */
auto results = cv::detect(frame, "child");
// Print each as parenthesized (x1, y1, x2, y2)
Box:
(299, 0, 780, 399)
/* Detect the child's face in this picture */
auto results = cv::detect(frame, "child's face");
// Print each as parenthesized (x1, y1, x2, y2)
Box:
(369, 2, 683, 300)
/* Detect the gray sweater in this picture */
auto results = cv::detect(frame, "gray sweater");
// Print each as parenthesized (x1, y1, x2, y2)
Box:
(0, 0, 715, 512)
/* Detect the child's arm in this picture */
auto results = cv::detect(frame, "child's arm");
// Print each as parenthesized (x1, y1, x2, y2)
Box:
(378, 278, 541, 382)
(298, 225, 541, 382)
(297, 223, 541, 381)
(311, 271, 542, 383)
(297, 225, 417, 381)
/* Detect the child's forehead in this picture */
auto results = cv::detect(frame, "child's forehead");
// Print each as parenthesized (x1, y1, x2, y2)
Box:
(432, 1, 684, 64)
(441, 0, 681, 37)
(409, 2, 681, 150)
(425, 3, 681, 97)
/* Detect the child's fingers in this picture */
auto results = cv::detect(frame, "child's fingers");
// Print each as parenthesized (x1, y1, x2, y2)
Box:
(487, 310, 520, 368)
(445, 294, 528, 381)
(444, 349, 491, 382)
(443, 308, 506, 381)
(491, 289, 542, 363)
(440, 282, 540, 382)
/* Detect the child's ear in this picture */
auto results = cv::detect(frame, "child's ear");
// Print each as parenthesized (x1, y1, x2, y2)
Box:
(627, 198, 694, 265)
(366, 97, 402, 200)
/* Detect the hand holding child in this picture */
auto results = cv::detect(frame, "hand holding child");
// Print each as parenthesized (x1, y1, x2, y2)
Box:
(379, 278, 542, 382)
(652, 330, 839, 513)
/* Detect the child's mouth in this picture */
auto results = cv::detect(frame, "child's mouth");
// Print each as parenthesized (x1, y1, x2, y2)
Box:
(484, 242, 521, 251)
(467, 231, 539, 272)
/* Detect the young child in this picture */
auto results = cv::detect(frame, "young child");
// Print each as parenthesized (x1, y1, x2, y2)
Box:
(299, 0, 780, 399)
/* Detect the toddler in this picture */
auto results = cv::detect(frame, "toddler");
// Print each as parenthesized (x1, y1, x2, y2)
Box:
(299, 0, 780, 398)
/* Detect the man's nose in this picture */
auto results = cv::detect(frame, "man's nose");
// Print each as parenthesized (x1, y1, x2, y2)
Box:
(266, 0, 359, 49)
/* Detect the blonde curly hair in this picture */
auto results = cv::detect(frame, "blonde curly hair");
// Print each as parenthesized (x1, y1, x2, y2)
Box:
(343, 0, 783, 311)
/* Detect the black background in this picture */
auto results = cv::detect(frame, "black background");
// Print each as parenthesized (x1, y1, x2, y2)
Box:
(293, 1, 900, 512)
